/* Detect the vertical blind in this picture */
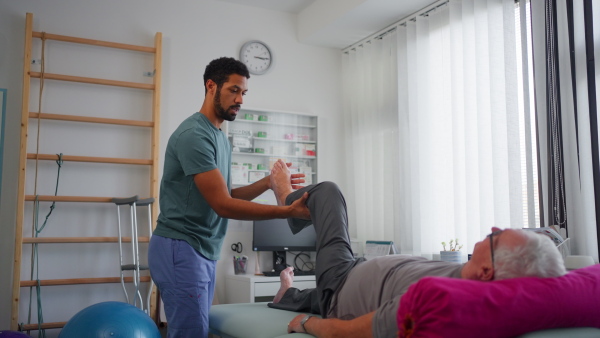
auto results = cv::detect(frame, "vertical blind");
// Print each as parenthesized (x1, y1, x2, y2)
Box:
(531, 0, 600, 260)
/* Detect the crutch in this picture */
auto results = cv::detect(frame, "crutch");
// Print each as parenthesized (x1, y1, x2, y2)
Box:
(136, 197, 155, 314)
(113, 196, 140, 308)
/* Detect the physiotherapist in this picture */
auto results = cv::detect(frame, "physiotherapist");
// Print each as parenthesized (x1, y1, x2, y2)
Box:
(148, 57, 310, 338)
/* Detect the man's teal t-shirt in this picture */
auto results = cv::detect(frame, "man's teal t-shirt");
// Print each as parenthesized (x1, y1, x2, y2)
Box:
(153, 113, 231, 260)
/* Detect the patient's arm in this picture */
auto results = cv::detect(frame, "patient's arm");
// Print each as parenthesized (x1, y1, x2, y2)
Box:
(287, 312, 375, 338)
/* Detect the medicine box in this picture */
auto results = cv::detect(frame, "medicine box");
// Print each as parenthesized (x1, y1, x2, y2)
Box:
(304, 144, 316, 156)
(248, 170, 266, 183)
(230, 129, 253, 153)
(230, 128, 252, 137)
(231, 165, 248, 185)
(294, 143, 316, 157)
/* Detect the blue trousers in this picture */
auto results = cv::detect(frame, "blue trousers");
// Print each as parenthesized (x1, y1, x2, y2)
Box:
(148, 235, 216, 338)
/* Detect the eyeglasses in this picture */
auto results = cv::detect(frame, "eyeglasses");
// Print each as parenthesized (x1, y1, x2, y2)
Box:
(486, 230, 504, 269)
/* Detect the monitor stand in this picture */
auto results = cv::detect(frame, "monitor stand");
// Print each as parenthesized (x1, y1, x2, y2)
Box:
(272, 250, 287, 273)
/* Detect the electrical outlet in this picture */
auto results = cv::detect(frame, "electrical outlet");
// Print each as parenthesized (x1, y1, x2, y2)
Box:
(31, 59, 42, 65)
(143, 70, 155, 77)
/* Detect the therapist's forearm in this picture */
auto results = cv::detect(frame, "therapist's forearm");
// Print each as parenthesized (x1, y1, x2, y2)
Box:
(231, 176, 270, 201)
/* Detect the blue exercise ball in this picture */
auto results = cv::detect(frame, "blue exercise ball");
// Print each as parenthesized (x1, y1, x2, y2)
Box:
(0, 331, 32, 338)
(59, 301, 161, 338)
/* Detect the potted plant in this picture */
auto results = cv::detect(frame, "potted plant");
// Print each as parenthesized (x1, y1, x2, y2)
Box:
(440, 239, 463, 263)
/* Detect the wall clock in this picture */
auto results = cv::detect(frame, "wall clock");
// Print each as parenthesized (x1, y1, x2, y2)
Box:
(239, 40, 273, 75)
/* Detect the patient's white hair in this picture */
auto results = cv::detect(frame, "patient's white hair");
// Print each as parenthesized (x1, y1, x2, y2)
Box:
(493, 230, 566, 280)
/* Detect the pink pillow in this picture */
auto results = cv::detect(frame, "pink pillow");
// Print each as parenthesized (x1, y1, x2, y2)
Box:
(397, 263, 600, 338)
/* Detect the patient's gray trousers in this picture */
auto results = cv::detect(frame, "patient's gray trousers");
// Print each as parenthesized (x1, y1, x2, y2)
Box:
(268, 181, 364, 317)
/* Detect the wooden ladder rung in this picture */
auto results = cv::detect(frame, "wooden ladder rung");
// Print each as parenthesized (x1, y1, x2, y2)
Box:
(32, 31, 155, 53)
(24, 195, 149, 203)
(22, 237, 150, 244)
(20, 276, 151, 287)
(29, 112, 154, 127)
(21, 321, 67, 331)
(25, 196, 113, 203)
(27, 153, 153, 165)
(29, 72, 154, 90)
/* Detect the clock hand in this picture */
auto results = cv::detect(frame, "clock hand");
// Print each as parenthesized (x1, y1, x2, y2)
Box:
(254, 56, 270, 60)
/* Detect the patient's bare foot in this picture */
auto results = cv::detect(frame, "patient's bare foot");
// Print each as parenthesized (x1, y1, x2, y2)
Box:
(273, 266, 294, 303)
(270, 160, 294, 206)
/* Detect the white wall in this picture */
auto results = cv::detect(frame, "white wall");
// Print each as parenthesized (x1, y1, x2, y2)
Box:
(0, 0, 345, 332)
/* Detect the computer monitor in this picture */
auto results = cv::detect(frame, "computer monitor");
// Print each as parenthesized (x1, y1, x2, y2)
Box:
(253, 218, 316, 273)
(253, 218, 317, 251)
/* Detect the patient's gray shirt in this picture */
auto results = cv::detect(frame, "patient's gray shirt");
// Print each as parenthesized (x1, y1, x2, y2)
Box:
(327, 255, 463, 338)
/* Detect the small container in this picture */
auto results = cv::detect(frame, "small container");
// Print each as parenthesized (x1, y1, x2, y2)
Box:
(255, 148, 265, 154)
(257, 131, 267, 138)
(258, 115, 268, 122)
(233, 256, 248, 275)
(257, 164, 266, 171)
(440, 251, 462, 263)
(242, 163, 253, 170)
(243, 113, 254, 120)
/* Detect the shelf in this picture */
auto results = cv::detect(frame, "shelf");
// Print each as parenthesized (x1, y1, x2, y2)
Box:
(237, 136, 316, 144)
(232, 152, 316, 159)
(225, 274, 316, 303)
(232, 119, 316, 129)
(229, 108, 317, 188)
(231, 169, 316, 175)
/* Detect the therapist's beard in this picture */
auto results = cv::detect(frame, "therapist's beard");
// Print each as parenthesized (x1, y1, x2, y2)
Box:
(214, 89, 239, 122)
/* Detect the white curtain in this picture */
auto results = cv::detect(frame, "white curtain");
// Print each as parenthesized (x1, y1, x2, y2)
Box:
(343, 0, 534, 258)
(342, 30, 400, 245)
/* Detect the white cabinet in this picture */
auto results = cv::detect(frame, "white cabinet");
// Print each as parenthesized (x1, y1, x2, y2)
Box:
(224, 274, 316, 304)
(226, 108, 318, 186)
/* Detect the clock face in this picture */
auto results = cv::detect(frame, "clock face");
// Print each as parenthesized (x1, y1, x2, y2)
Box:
(240, 41, 273, 75)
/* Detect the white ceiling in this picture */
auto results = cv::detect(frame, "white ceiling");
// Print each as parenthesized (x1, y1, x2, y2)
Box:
(218, 0, 438, 49)
(218, 0, 316, 13)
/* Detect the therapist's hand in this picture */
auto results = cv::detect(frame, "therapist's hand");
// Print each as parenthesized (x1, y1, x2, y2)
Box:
(266, 162, 306, 190)
(287, 162, 307, 189)
(288, 192, 310, 220)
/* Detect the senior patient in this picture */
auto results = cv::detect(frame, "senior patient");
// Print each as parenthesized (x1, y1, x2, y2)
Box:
(267, 160, 566, 338)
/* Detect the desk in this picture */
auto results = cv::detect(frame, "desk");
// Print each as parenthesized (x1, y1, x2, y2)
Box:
(225, 274, 316, 303)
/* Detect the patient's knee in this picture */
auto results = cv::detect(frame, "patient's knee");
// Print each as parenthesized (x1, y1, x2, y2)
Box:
(318, 181, 339, 191)
(315, 181, 343, 199)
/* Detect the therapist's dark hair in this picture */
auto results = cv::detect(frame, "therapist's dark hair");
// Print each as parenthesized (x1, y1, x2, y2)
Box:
(203, 57, 250, 94)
